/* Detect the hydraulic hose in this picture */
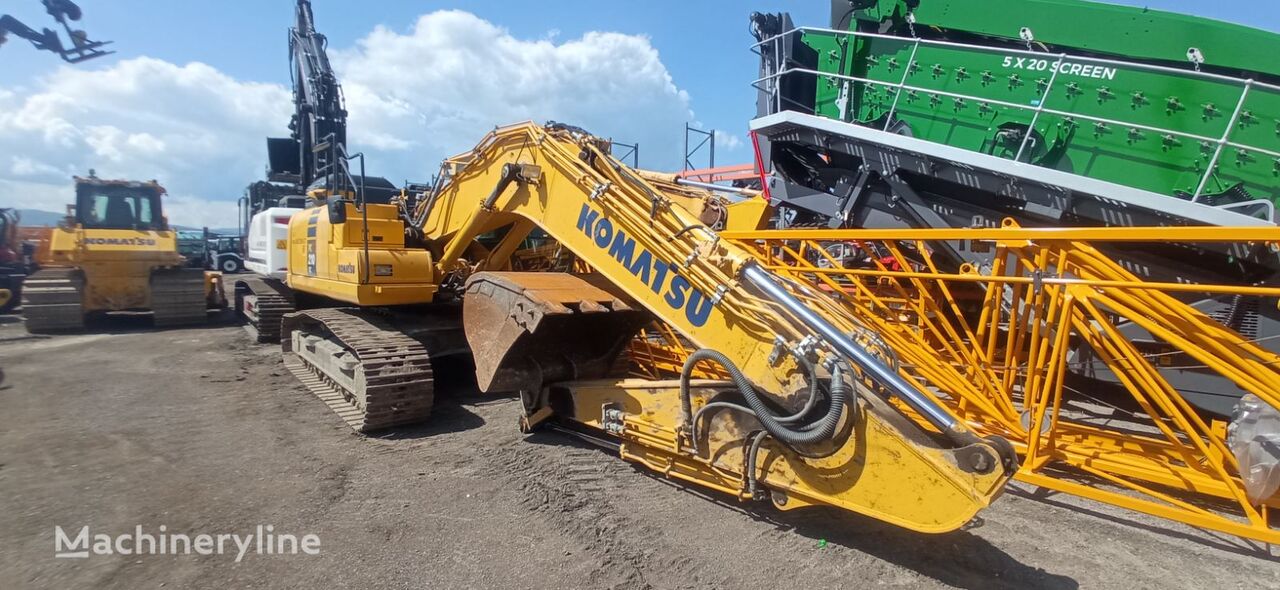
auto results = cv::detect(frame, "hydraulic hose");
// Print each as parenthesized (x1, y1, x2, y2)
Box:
(746, 431, 769, 499)
(745, 365, 851, 499)
(679, 348, 848, 451)
(688, 350, 824, 453)
(685, 347, 820, 440)
(780, 352, 821, 425)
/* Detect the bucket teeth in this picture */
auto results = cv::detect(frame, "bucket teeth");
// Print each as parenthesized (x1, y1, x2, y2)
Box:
(462, 272, 651, 394)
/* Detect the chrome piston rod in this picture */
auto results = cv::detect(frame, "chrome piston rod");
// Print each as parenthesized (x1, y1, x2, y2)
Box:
(674, 177, 761, 197)
(740, 260, 964, 437)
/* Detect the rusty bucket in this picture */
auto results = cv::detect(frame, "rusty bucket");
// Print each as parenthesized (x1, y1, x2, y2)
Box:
(463, 272, 651, 393)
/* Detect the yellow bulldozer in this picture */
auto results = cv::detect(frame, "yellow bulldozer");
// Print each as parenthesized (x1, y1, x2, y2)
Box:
(22, 173, 223, 332)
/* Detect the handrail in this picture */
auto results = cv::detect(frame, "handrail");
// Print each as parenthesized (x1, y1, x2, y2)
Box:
(751, 25, 1280, 94)
(751, 25, 1280, 211)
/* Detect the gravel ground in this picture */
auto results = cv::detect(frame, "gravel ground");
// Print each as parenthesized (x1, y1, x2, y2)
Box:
(1, 316, 1278, 589)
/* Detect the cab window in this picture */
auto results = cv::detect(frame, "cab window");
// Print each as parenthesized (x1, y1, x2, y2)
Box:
(77, 187, 163, 230)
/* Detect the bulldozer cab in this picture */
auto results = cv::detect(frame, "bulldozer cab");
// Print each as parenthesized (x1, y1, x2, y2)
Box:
(75, 181, 166, 231)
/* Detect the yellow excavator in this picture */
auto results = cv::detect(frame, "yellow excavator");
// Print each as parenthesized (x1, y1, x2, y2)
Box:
(259, 122, 1018, 534)
(22, 173, 220, 332)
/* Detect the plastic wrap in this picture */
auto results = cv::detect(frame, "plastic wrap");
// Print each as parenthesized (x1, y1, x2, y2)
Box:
(1227, 394, 1280, 504)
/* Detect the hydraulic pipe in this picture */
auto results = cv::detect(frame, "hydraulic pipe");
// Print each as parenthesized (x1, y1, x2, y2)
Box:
(674, 177, 761, 197)
(739, 259, 965, 438)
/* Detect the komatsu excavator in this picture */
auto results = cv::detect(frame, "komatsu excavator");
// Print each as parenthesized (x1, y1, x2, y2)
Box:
(233, 0, 395, 344)
(254, 121, 1018, 534)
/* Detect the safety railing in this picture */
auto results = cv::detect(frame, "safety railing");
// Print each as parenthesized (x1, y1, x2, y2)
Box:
(751, 25, 1280, 209)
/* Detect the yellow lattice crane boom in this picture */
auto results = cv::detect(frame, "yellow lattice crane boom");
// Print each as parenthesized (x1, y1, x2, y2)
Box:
(626, 223, 1280, 544)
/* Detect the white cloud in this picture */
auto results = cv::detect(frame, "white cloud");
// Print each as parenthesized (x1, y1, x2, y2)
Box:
(714, 130, 744, 151)
(10, 156, 66, 177)
(0, 57, 290, 228)
(0, 11, 694, 228)
(330, 10, 692, 178)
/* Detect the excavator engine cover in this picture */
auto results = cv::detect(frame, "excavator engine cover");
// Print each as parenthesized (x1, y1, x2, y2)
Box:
(463, 272, 651, 394)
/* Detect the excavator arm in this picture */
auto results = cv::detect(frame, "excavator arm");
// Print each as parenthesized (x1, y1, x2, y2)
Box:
(412, 122, 1016, 532)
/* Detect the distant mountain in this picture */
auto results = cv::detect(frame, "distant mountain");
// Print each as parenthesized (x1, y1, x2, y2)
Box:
(7, 209, 237, 234)
(9, 209, 66, 227)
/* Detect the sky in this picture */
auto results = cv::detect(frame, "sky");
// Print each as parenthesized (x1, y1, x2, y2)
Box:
(0, 0, 1275, 227)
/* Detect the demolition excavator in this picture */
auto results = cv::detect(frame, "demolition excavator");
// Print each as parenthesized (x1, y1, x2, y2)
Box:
(241, 0, 1280, 542)
(240, 8, 1023, 535)
(233, 0, 402, 343)
(264, 121, 1017, 534)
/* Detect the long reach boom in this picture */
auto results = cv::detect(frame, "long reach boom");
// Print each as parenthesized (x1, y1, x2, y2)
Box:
(276, 122, 1017, 533)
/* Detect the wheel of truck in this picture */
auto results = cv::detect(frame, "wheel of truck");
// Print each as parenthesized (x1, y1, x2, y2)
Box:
(0, 278, 20, 314)
(218, 256, 243, 273)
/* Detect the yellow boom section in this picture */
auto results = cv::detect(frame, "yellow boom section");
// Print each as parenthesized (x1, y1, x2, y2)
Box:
(410, 122, 1016, 533)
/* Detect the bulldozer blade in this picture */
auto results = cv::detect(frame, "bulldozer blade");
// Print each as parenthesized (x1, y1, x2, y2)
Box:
(463, 272, 652, 394)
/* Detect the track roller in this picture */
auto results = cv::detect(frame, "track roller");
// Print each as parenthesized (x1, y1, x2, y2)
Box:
(234, 276, 296, 343)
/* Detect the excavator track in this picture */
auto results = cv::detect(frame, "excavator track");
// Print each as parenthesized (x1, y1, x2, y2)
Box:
(151, 268, 208, 327)
(21, 268, 84, 332)
(281, 308, 435, 433)
(235, 276, 295, 343)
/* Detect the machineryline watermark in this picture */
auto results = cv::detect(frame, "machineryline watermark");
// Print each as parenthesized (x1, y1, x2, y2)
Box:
(54, 525, 320, 562)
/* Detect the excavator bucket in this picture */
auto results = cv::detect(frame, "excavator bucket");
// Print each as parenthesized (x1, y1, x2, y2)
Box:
(463, 272, 651, 393)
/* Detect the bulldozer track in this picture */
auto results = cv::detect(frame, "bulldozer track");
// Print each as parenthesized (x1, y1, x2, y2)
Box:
(21, 268, 84, 332)
(151, 268, 208, 327)
(281, 308, 434, 433)
(235, 276, 295, 343)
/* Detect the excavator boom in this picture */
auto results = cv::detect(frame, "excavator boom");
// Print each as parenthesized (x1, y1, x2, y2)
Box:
(279, 121, 1016, 533)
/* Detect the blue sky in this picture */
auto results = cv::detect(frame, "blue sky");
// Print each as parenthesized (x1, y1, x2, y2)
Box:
(1, 1, 828, 165)
(7, 0, 1268, 164)
(1, 1, 1274, 226)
